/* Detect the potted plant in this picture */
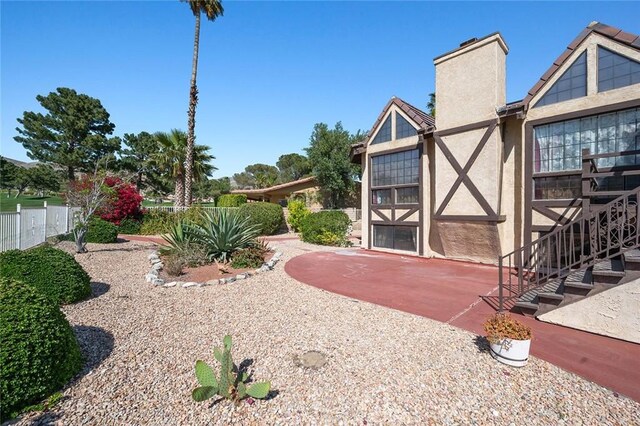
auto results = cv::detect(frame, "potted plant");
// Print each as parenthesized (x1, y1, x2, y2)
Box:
(483, 313, 532, 367)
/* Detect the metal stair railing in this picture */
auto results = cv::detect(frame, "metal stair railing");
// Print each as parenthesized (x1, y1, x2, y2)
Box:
(498, 149, 640, 311)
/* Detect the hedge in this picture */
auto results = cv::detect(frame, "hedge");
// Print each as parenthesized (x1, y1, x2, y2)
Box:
(117, 218, 142, 235)
(85, 217, 118, 243)
(217, 194, 247, 207)
(300, 211, 350, 246)
(0, 246, 92, 305)
(0, 277, 83, 422)
(238, 202, 285, 235)
(287, 199, 310, 232)
(139, 206, 208, 235)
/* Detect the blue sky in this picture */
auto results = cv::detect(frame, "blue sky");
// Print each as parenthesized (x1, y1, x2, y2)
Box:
(1, 1, 639, 178)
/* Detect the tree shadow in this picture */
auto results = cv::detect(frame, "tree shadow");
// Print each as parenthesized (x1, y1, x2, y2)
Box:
(72, 325, 115, 380)
(473, 335, 490, 353)
(22, 409, 64, 425)
(89, 282, 110, 298)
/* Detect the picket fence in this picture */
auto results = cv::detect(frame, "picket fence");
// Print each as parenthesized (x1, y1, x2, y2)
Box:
(0, 203, 80, 252)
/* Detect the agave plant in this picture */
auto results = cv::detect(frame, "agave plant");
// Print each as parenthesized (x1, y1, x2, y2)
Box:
(192, 335, 271, 405)
(188, 209, 260, 263)
(160, 220, 193, 255)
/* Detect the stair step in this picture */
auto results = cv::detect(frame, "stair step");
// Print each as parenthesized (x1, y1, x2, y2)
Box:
(515, 278, 563, 306)
(514, 301, 538, 311)
(592, 258, 625, 277)
(624, 249, 640, 263)
(564, 281, 594, 290)
(538, 292, 564, 301)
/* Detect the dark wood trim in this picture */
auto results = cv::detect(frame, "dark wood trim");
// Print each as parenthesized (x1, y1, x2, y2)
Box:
(433, 118, 498, 137)
(433, 215, 506, 223)
(532, 224, 556, 232)
(532, 170, 581, 178)
(371, 220, 420, 226)
(532, 204, 580, 225)
(367, 155, 372, 250)
(527, 99, 640, 127)
(418, 143, 424, 256)
(396, 207, 419, 222)
(531, 198, 581, 207)
(583, 149, 640, 160)
(584, 169, 640, 178)
(434, 121, 498, 217)
(524, 123, 533, 248)
(371, 208, 391, 222)
(368, 143, 421, 156)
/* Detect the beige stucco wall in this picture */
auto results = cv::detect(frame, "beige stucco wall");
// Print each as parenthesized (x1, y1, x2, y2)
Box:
(435, 34, 507, 129)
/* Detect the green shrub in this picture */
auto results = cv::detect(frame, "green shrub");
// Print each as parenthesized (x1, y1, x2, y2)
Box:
(217, 194, 247, 207)
(231, 246, 265, 269)
(140, 210, 175, 235)
(0, 246, 91, 305)
(300, 211, 351, 246)
(287, 199, 311, 232)
(0, 277, 83, 422)
(117, 218, 142, 235)
(238, 202, 285, 236)
(85, 217, 118, 243)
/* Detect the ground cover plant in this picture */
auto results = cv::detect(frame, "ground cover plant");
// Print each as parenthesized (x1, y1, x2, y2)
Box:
(299, 210, 350, 246)
(192, 335, 271, 405)
(0, 245, 91, 305)
(238, 202, 285, 235)
(231, 239, 270, 269)
(0, 277, 83, 422)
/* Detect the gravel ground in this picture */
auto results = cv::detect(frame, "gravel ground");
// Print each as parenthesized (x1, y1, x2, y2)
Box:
(17, 239, 640, 425)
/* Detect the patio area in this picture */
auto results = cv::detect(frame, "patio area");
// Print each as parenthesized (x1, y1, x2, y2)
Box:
(285, 249, 640, 402)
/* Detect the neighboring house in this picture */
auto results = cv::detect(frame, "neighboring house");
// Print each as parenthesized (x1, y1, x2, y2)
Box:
(231, 176, 322, 207)
(352, 21, 640, 266)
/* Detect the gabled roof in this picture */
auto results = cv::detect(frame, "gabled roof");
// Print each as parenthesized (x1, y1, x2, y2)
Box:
(366, 97, 434, 145)
(523, 21, 640, 107)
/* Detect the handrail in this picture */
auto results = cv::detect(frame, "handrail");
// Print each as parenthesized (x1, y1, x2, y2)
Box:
(498, 148, 640, 311)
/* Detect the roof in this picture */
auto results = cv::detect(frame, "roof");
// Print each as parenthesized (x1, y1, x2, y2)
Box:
(365, 97, 434, 145)
(523, 21, 640, 106)
(231, 176, 317, 196)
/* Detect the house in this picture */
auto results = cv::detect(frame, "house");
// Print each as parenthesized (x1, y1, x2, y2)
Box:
(231, 176, 322, 207)
(351, 22, 640, 313)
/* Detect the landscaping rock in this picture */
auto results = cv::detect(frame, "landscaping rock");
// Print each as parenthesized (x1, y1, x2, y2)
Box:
(152, 278, 165, 286)
(218, 278, 226, 285)
(226, 277, 236, 283)
(147, 253, 159, 260)
(182, 282, 198, 288)
(205, 279, 219, 286)
(150, 258, 162, 265)
(163, 281, 177, 288)
(145, 274, 156, 282)
(236, 273, 247, 280)
(151, 263, 163, 271)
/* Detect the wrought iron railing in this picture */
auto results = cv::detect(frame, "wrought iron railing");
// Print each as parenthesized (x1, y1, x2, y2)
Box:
(498, 149, 640, 311)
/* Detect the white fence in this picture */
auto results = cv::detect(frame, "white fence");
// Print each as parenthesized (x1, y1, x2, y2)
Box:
(0, 203, 79, 252)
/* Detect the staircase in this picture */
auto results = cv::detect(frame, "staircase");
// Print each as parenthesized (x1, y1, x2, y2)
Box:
(514, 249, 640, 316)
(498, 149, 640, 315)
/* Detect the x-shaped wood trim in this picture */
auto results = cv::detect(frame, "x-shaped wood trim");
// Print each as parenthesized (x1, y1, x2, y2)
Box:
(434, 120, 498, 216)
(371, 207, 391, 222)
(396, 207, 419, 222)
(532, 204, 581, 226)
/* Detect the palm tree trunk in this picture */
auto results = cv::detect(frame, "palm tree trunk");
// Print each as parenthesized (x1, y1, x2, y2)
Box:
(184, 11, 201, 208)
(175, 174, 185, 208)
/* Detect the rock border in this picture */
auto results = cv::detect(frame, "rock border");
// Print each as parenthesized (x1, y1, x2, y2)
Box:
(144, 249, 283, 288)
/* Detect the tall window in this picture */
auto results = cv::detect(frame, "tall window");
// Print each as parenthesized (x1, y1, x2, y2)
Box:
(535, 51, 587, 108)
(598, 46, 640, 92)
(371, 115, 392, 145)
(396, 113, 418, 139)
(533, 107, 640, 199)
(371, 149, 419, 187)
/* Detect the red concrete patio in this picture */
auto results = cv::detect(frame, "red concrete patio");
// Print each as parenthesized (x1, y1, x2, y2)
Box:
(285, 249, 640, 402)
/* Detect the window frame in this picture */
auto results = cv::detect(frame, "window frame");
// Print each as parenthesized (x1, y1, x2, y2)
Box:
(534, 51, 587, 108)
(370, 148, 420, 208)
(597, 45, 640, 93)
(372, 224, 418, 252)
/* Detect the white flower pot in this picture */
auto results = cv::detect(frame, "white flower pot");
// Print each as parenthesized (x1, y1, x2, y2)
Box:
(489, 338, 531, 367)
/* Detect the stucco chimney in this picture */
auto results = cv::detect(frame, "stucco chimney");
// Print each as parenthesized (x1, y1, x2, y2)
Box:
(433, 33, 508, 129)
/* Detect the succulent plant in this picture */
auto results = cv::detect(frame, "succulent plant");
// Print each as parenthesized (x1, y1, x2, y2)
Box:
(192, 335, 271, 405)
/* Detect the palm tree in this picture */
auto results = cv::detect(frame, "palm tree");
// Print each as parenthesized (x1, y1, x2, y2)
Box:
(153, 129, 215, 207)
(182, 0, 224, 207)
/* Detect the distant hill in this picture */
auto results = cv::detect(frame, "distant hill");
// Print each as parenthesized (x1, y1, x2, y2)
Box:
(2, 156, 41, 169)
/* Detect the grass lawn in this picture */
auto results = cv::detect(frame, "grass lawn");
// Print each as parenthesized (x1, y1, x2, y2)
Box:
(0, 192, 64, 212)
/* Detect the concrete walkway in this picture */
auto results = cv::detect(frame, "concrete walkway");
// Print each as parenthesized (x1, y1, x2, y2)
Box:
(285, 248, 640, 402)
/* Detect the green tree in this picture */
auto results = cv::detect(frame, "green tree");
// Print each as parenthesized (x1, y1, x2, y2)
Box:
(119, 131, 158, 190)
(193, 176, 230, 202)
(182, 0, 224, 207)
(14, 87, 120, 181)
(306, 122, 362, 208)
(153, 129, 215, 207)
(12, 168, 32, 198)
(427, 92, 436, 117)
(232, 171, 255, 189)
(232, 164, 279, 189)
(28, 164, 61, 196)
(277, 153, 312, 182)
(0, 157, 20, 197)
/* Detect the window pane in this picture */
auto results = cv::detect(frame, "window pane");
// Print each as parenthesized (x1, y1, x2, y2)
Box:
(371, 115, 392, 144)
(371, 149, 419, 186)
(535, 51, 587, 108)
(396, 187, 419, 204)
(598, 46, 640, 92)
(534, 175, 581, 200)
(372, 225, 417, 252)
(372, 189, 392, 205)
(396, 113, 418, 139)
